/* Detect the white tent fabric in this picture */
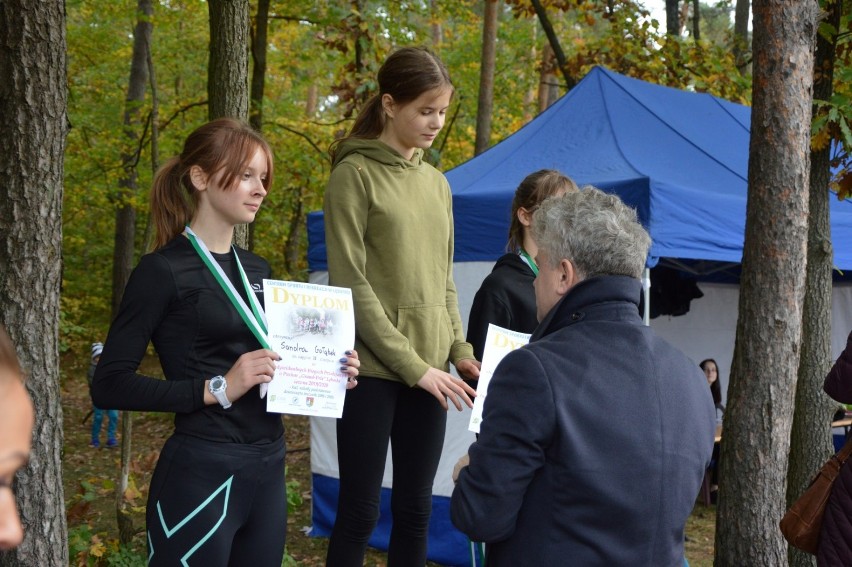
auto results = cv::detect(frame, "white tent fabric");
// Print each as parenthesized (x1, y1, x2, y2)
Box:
(453, 263, 852, 404)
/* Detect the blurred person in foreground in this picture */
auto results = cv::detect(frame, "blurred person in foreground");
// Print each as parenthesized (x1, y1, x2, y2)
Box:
(451, 187, 716, 566)
(0, 325, 34, 550)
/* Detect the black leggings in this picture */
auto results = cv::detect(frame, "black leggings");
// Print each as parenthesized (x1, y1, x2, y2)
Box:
(146, 433, 286, 567)
(326, 377, 447, 567)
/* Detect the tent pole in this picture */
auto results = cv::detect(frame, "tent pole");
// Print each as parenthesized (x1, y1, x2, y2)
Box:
(642, 267, 651, 326)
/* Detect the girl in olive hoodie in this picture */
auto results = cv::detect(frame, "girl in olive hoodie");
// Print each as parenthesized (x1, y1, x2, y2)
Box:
(323, 46, 479, 567)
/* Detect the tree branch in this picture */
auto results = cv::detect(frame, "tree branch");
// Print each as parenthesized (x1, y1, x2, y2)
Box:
(529, 0, 577, 91)
(267, 121, 327, 159)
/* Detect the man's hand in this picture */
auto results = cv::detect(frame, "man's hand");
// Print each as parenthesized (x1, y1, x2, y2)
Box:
(453, 453, 470, 483)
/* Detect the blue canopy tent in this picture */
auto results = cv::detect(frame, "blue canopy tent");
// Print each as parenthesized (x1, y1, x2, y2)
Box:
(309, 65, 852, 272)
(305, 66, 852, 566)
(449, 66, 852, 270)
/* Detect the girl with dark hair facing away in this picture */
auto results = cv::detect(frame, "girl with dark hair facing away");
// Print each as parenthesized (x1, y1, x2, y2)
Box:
(467, 169, 578, 361)
(323, 46, 480, 566)
(91, 118, 360, 566)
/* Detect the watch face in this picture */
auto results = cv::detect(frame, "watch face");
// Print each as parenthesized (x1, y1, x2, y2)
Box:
(210, 376, 225, 391)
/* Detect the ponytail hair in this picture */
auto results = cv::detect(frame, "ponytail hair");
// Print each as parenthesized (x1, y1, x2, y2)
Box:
(150, 118, 273, 250)
(330, 46, 453, 161)
(507, 169, 578, 253)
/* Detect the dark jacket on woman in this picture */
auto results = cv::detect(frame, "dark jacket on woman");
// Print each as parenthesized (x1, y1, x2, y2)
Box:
(819, 331, 852, 565)
(451, 275, 716, 566)
(466, 252, 538, 361)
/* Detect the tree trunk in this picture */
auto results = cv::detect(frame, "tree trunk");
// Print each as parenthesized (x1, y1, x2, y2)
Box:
(142, 39, 161, 253)
(734, 0, 751, 70)
(786, 2, 842, 565)
(249, 0, 269, 133)
(430, 0, 443, 46)
(691, 0, 700, 40)
(0, 2, 68, 565)
(248, 0, 270, 251)
(666, 0, 679, 35)
(113, 0, 153, 545)
(283, 190, 305, 277)
(113, 0, 152, 316)
(538, 43, 559, 111)
(306, 84, 318, 116)
(208, 0, 250, 248)
(475, 0, 499, 156)
(524, 24, 538, 122)
(714, 0, 818, 564)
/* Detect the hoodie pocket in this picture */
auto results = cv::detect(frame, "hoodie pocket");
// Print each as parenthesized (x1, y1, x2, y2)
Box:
(397, 304, 454, 367)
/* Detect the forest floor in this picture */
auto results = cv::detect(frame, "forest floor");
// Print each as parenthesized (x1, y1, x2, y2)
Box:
(59, 352, 715, 566)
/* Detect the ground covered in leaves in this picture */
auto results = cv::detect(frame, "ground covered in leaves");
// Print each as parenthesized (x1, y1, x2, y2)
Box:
(60, 352, 715, 566)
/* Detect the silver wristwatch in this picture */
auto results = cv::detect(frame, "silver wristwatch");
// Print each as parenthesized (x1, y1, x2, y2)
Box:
(208, 375, 232, 409)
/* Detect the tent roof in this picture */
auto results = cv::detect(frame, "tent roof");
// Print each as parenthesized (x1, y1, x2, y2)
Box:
(307, 66, 852, 271)
(446, 66, 852, 270)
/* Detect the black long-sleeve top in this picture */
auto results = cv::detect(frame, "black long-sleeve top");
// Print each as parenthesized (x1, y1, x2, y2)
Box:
(91, 235, 283, 445)
(466, 253, 539, 360)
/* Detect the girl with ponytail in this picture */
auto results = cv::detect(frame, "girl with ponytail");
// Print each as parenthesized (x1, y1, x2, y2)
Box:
(324, 47, 479, 566)
(92, 118, 359, 566)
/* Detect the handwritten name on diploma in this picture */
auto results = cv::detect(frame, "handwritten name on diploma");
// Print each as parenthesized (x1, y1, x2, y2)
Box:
(279, 341, 308, 353)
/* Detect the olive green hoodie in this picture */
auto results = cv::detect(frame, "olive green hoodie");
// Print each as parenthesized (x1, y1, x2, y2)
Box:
(323, 139, 474, 386)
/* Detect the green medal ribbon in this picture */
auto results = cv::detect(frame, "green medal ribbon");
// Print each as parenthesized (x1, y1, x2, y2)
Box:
(184, 226, 271, 351)
(519, 249, 539, 276)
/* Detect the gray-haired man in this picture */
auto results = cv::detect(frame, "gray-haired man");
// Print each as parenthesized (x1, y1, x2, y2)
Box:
(451, 187, 715, 566)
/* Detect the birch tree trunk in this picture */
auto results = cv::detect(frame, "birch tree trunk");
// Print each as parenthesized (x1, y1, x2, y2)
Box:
(714, 0, 818, 563)
(0, 1, 68, 565)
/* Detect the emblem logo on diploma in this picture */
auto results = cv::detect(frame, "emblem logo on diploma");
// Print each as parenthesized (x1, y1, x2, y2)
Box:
(468, 324, 531, 433)
(262, 280, 355, 418)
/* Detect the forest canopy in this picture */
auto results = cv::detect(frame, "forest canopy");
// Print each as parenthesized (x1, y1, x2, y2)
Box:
(63, 0, 757, 348)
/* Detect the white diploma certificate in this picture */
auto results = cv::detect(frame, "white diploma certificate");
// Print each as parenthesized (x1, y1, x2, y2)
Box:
(468, 324, 531, 433)
(263, 280, 355, 417)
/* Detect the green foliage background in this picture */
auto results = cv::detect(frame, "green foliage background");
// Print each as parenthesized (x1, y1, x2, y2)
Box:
(62, 0, 756, 355)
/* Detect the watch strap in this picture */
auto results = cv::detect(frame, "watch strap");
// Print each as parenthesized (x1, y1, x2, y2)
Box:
(209, 376, 232, 409)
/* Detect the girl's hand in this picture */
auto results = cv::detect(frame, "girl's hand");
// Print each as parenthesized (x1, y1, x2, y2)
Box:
(339, 349, 360, 389)
(206, 349, 280, 405)
(455, 358, 481, 382)
(416, 367, 476, 411)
